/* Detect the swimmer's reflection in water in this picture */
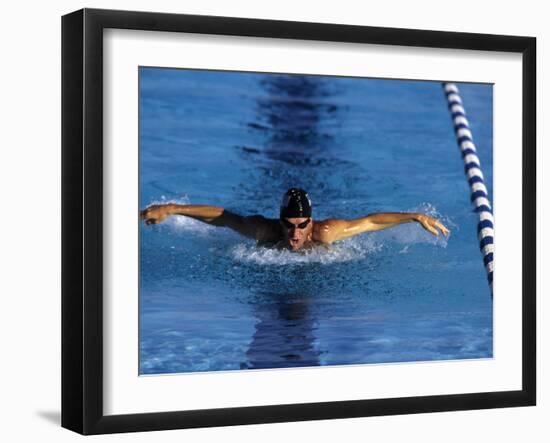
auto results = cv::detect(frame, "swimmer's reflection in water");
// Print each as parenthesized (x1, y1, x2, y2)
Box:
(140, 188, 450, 251)
(244, 293, 320, 369)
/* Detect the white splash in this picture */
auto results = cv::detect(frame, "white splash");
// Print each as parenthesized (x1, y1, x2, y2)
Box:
(147, 195, 217, 235)
(230, 237, 382, 266)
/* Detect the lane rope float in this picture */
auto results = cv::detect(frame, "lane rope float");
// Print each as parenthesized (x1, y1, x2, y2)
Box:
(442, 83, 494, 295)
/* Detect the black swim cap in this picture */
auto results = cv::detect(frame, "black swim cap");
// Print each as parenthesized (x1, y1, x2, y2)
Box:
(280, 188, 312, 219)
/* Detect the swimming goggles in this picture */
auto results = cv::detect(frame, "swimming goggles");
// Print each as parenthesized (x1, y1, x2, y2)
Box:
(281, 218, 311, 229)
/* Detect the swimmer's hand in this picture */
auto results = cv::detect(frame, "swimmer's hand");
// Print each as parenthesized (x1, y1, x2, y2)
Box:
(140, 204, 171, 225)
(416, 214, 450, 237)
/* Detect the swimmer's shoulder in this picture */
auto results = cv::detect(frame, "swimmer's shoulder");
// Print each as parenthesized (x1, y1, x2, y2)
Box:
(312, 218, 345, 244)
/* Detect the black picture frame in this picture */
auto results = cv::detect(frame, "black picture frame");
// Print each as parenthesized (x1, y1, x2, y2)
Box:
(61, 8, 536, 435)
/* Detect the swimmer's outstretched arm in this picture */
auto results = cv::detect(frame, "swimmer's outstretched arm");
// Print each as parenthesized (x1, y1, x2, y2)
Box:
(139, 203, 271, 239)
(315, 212, 450, 244)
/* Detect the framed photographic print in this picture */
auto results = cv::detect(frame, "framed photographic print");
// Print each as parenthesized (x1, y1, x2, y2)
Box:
(61, 8, 536, 435)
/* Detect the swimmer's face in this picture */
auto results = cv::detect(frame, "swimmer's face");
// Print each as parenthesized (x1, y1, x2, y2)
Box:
(280, 217, 313, 250)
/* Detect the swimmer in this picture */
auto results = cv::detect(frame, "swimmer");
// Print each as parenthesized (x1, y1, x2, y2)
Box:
(140, 188, 450, 251)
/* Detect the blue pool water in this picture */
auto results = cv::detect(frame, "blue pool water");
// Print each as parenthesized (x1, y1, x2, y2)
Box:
(139, 68, 493, 374)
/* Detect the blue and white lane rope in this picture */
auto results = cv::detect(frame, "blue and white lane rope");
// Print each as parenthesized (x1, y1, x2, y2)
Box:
(442, 83, 494, 295)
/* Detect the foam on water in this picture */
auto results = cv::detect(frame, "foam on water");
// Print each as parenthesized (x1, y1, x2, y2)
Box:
(230, 237, 381, 266)
(169, 214, 216, 235)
